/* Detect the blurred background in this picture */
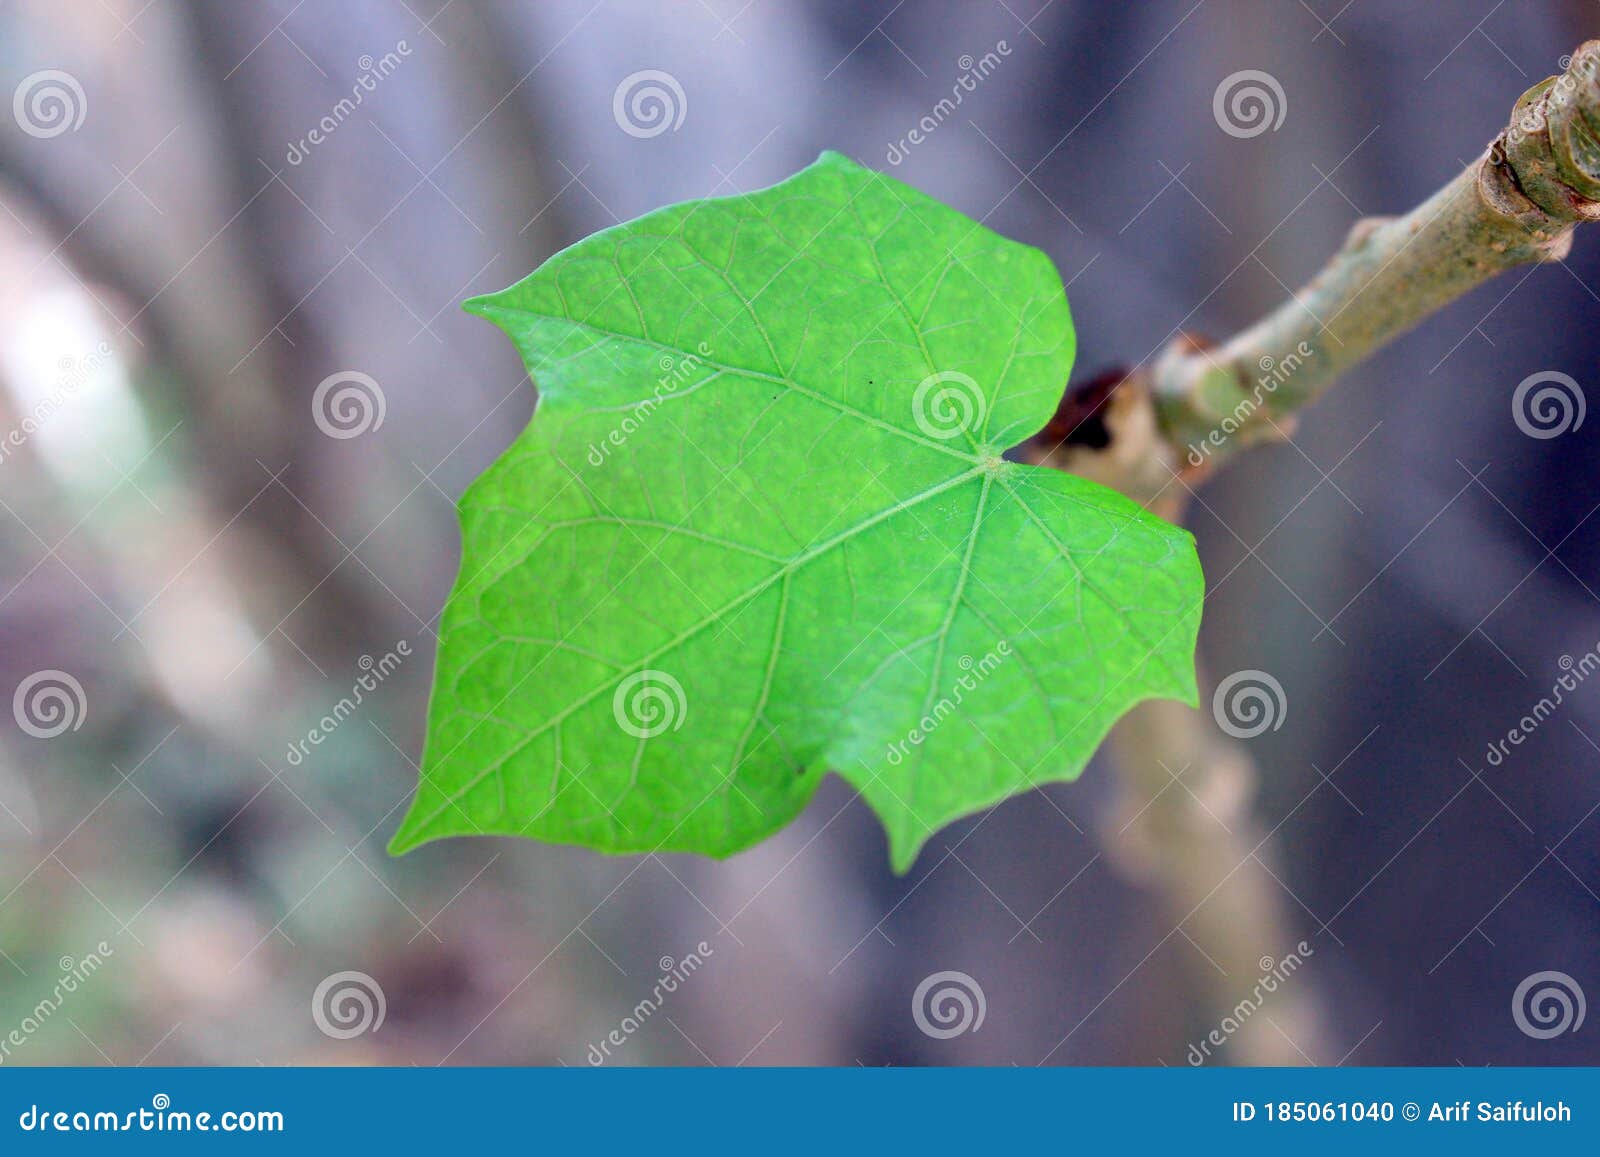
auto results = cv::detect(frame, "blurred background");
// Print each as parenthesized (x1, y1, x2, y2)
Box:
(0, 0, 1596, 1066)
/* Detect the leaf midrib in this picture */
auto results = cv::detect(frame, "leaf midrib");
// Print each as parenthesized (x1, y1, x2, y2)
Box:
(480, 305, 989, 464)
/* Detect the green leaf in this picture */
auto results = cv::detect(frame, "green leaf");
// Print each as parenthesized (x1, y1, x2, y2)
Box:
(390, 151, 1202, 872)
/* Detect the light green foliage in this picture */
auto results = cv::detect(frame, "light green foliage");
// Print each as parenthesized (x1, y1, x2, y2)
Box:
(390, 152, 1203, 871)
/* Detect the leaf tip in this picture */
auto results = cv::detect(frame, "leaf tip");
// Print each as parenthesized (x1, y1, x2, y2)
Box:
(461, 292, 499, 319)
(887, 834, 926, 876)
(386, 808, 432, 856)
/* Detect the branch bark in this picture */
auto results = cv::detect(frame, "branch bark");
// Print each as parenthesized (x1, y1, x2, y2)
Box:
(1028, 40, 1600, 502)
(1020, 41, 1600, 1065)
